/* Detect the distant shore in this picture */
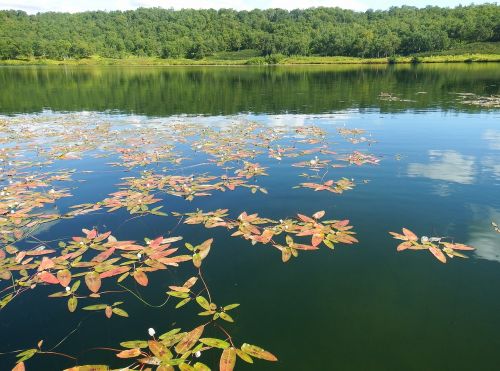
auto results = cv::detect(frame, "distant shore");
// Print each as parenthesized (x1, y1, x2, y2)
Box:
(1, 54, 500, 67)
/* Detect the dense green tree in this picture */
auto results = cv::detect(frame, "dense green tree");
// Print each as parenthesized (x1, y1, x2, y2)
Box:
(0, 4, 498, 60)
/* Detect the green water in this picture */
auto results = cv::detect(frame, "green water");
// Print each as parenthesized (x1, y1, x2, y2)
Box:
(0, 64, 499, 371)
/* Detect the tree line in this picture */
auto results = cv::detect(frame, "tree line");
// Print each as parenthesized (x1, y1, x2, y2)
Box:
(0, 4, 499, 60)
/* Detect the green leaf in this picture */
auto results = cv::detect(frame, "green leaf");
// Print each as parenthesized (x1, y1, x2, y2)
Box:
(200, 338, 230, 349)
(112, 308, 129, 317)
(192, 253, 202, 268)
(194, 362, 211, 371)
(323, 239, 334, 249)
(16, 348, 37, 363)
(241, 343, 277, 361)
(158, 328, 181, 340)
(219, 312, 234, 323)
(195, 296, 211, 310)
(120, 340, 148, 349)
(167, 291, 190, 298)
(0, 294, 13, 309)
(236, 349, 253, 363)
(68, 296, 78, 312)
(198, 310, 216, 316)
(82, 304, 108, 311)
(70, 279, 81, 293)
(175, 298, 191, 309)
(223, 303, 240, 311)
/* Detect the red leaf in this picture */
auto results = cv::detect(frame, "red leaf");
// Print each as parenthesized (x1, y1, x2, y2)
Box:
(294, 244, 319, 250)
(402, 228, 418, 241)
(57, 269, 72, 287)
(149, 236, 163, 248)
(389, 232, 407, 241)
(443, 242, 475, 251)
(429, 246, 447, 263)
(82, 228, 98, 239)
(12, 361, 25, 371)
(39, 271, 59, 284)
(297, 214, 314, 223)
(105, 306, 113, 318)
(397, 241, 413, 251)
(92, 247, 116, 263)
(38, 256, 55, 271)
(25, 249, 56, 256)
(100, 266, 131, 279)
(133, 270, 148, 286)
(311, 234, 323, 247)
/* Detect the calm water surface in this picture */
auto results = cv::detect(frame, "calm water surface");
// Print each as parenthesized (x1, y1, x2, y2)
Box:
(0, 64, 499, 371)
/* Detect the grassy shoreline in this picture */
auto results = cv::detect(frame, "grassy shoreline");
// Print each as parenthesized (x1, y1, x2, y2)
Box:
(1, 54, 500, 66)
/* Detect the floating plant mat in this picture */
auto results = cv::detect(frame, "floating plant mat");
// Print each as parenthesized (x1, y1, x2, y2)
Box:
(0, 111, 495, 371)
(453, 93, 500, 108)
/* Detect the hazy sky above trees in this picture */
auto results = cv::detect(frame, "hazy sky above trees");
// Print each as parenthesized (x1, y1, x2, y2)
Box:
(0, 0, 495, 13)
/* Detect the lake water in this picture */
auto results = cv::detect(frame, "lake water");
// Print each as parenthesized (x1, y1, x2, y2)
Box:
(0, 64, 499, 371)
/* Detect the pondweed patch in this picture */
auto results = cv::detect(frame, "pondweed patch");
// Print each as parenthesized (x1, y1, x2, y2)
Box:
(0, 113, 476, 370)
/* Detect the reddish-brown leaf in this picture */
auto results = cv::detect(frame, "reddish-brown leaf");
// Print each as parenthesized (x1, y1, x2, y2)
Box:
(92, 247, 116, 263)
(429, 246, 447, 263)
(12, 361, 25, 371)
(57, 269, 72, 287)
(116, 348, 141, 358)
(397, 241, 413, 251)
(38, 256, 55, 271)
(389, 231, 407, 241)
(105, 306, 113, 319)
(442, 242, 475, 251)
(220, 347, 236, 371)
(311, 234, 323, 247)
(85, 271, 102, 293)
(175, 325, 204, 354)
(39, 271, 59, 284)
(133, 270, 148, 286)
(25, 249, 56, 256)
(99, 266, 131, 278)
(297, 214, 314, 223)
(402, 228, 418, 242)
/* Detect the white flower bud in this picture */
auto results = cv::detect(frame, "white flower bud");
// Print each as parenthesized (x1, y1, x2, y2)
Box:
(195, 350, 202, 358)
(148, 328, 156, 337)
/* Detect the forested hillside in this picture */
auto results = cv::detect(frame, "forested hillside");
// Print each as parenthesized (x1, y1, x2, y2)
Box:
(0, 4, 499, 60)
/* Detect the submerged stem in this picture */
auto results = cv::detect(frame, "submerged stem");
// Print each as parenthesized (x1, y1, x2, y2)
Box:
(118, 283, 170, 308)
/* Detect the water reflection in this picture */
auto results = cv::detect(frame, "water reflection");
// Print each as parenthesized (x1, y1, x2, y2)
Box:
(481, 156, 500, 180)
(468, 206, 500, 263)
(483, 129, 500, 150)
(407, 150, 476, 184)
(0, 64, 499, 116)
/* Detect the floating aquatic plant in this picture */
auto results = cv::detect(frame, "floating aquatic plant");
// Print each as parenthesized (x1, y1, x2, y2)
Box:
(389, 228, 475, 263)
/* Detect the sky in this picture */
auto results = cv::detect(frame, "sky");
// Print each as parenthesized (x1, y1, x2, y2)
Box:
(0, 0, 495, 13)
